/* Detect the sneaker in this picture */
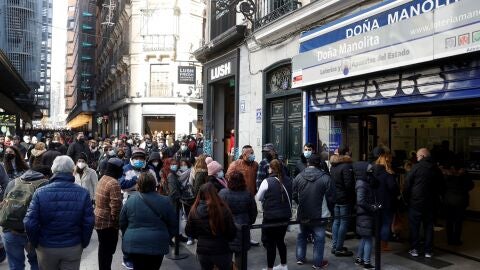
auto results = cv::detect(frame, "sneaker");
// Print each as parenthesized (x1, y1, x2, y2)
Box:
(273, 264, 288, 270)
(312, 260, 329, 269)
(363, 263, 375, 270)
(297, 260, 305, 265)
(335, 249, 354, 257)
(409, 249, 419, 257)
(187, 239, 194, 245)
(122, 261, 134, 270)
(425, 253, 433, 258)
(355, 258, 364, 265)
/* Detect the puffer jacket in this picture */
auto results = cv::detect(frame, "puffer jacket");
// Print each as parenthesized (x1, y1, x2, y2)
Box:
(23, 172, 94, 248)
(185, 200, 237, 255)
(293, 167, 335, 222)
(404, 157, 444, 212)
(330, 155, 355, 205)
(218, 188, 258, 252)
(120, 192, 178, 255)
(356, 177, 375, 237)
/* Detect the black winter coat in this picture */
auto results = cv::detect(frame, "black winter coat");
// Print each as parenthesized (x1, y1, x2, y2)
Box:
(67, 141, 91, 162)
(185, 200, 236, 255)
(444, 171, 473, 209)
(404, 157, 444, 212)
(218, 188, 258, 252)
(356, 178, 375, 237)
(372, 164, 399, 211)
(41, 150, 61, 168)
(330, 155, 355, 205)
(293, 167, 335, 222)
(261, 175, 292, 221)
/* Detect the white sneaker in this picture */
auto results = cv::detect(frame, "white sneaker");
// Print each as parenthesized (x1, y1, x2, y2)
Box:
(425, 253, 433, 258)
(273, 264, 288, 270)
(186, 239, 194, 245)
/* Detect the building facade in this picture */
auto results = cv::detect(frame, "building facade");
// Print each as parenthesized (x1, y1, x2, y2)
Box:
(95, 0, 205, 138)
(0, 0, 52, 118)
(65, 0, 97, 131)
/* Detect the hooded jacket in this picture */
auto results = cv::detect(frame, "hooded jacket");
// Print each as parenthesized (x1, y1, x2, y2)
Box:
(23, 172, 94, 248)
(185, 200, 237, 255)
(329, 154, 355, 205)
(404, 157, 444, 212)
(3, 170, 47, 200)
(293, 167, 335, 222)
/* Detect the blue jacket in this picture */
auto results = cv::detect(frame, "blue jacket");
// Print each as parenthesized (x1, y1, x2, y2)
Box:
(120, 192, 178, 255)
(23, 173, 94, 248)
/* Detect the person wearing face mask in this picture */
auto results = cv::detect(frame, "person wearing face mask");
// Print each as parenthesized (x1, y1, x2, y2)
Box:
(98, 145, 117, 178)
(67, 132, 91, 164)
(256, 143, 289, 191)
(294, 143, 314, 177)
(118, 148, 158, 269)
(174, 140, 195, 165)
(21, 135, 34, 161)
(147, 152, 162, 183)
(74, 153, 98, 204)
(227, 145, 259, 196)
(207, 160, 227, 192)
(2, 146, 29, 183)
(88, 140, 101, 170)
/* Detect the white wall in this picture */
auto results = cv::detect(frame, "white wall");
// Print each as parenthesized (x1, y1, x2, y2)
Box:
(238, 36, 301, 159)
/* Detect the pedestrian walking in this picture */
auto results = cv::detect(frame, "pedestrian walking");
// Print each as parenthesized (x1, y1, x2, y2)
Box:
(66, 132, 91, 164)
(293, 154, 334, 269)
(219, 171, 258, 269)
(24, 156, 94, 270)
(74, 152, 98, 204)
(186, 182, 237, 270)
(404, 148, 444, 258)
(0, 165, 50, 270)
(29, 142, 46, 168)
(95, 158, 124, 270)
(2, 146, 29, 183)
(120, 173, 178, 270)
(256, 159, 292, 270)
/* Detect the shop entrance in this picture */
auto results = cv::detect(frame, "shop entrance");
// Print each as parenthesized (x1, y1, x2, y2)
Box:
(266, 95, 302, 175)
(143, 116, 175, 136)
(345, 116, 378, 161)
(212, 80, 235, 167)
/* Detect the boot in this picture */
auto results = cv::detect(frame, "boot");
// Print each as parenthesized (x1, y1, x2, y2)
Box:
(381, 241, 392, 252)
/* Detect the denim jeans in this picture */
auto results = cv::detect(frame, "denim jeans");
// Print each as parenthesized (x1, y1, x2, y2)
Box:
(409, 208, 434, 253)
(381, 210, 394, 241)
(296, 224, 326, 267)
(3, 231, 39, 270)
(356, 236, 373, 263)
(332, 204, 350, 251)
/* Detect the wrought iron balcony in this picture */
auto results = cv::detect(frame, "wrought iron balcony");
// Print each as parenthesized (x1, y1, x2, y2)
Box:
(255, 0, 302, 29)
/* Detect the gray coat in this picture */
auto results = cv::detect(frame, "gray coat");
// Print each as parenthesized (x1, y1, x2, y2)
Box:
(293, 167, 335, 222)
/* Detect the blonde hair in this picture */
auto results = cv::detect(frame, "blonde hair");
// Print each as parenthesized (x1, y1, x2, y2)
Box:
(194, 154, 208, 172)
(376, 153, 394, 174)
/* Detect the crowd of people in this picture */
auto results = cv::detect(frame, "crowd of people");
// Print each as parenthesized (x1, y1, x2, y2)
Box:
(0, 130, 474, 270)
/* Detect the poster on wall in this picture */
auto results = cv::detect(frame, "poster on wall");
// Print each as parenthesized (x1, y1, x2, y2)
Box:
(178, 66, 196, 84)
(0, 114, 17, 136)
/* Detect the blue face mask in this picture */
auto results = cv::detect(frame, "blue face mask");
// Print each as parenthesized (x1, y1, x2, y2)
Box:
(170, 165, 178, 172)
(133, 160, 145, 169)
(304, 150, 312, 158)
(180, 165, 188, 172)
(247, 154, 255, 162)
(217, 171, 224, 178)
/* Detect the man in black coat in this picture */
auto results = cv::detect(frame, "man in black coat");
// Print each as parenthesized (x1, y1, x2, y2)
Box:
(41, 142, 62, 168)
(404, 148, 444, 258)
(329, 145, 355, 256)
(67, 132, 91, 163)
(293, 154, 335, 267)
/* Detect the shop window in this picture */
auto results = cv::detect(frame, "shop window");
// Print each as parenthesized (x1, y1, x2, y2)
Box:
(266, 65, 292, 94)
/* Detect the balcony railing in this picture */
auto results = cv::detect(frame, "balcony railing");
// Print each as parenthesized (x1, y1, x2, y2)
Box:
(255, 0, 302, 29)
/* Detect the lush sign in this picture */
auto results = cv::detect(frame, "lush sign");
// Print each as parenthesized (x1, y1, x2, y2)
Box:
(292, 0, 480, 88)
(178, 66, 196, 84)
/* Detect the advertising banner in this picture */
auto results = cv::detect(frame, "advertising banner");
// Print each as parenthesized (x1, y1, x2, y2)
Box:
(292, 0, 480, 88)
(178, 66, 196, 84)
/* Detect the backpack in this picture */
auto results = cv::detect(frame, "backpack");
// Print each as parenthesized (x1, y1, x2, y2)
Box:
(0, 178, 47, 231)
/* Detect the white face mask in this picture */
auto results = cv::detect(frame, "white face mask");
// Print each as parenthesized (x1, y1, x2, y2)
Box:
(181, 145, 187, 151)
(108, 150, 115, 156)
(77, 162, 87, 169)
(152, 162, 159, 167)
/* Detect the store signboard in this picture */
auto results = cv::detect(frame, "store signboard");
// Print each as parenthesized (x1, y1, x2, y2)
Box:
(292, 0, 480, 88)
(178, 66, 196, 84)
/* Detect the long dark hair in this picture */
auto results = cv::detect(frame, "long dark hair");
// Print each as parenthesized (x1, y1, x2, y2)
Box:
(4, 146, 29, 174)
(190, 182, 231, 235)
